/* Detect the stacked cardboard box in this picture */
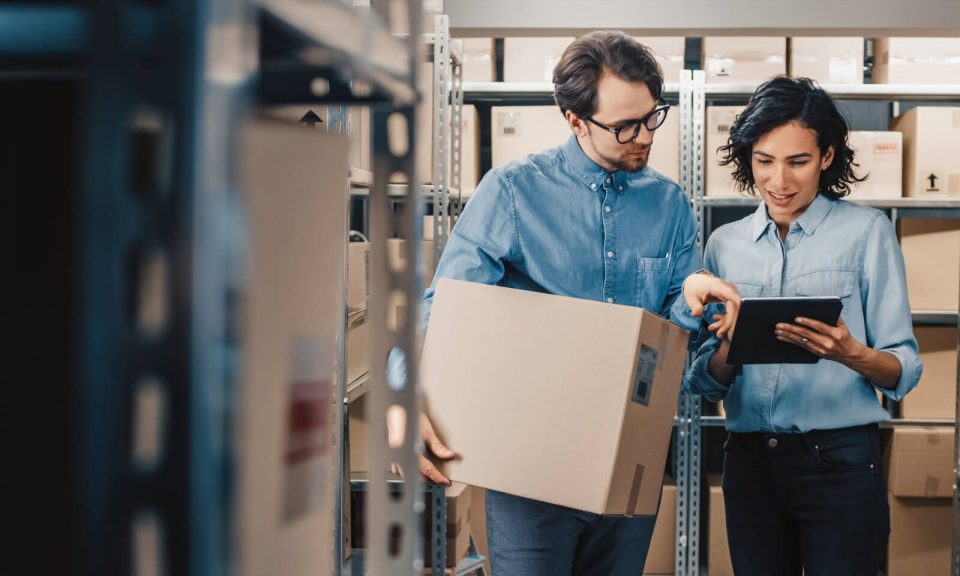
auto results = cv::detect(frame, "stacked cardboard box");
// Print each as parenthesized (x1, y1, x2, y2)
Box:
(900, 327, 959, 419)
(460, 39, 495, 83)
(503, 37, 574, 82)
(886, 427, 956, 574)
(789, 37, 864, 84)
(705, 106, 746, 197)
(899, 218, 960, 312)
(893, 107, 960, 198)
(422, 279, 688, 515)
(703, 37, 787, 84)
(643, 483, 677, 575)
(708, 480, 734, 576)
(846, 131, 902, 198)
(873, 38, 960, 85)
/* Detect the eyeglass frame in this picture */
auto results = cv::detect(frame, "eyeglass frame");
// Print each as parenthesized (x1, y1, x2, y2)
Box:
(584, 101, 671, 144)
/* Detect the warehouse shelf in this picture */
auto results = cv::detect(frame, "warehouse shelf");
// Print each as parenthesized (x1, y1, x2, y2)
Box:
(463, 81, 682, 98)
(913, 311, 960, 326)
(346, 372, 370, 404)
(0, 5, 91, 59)
(702, 196, 960, 210)
(425, 33, 463, 66)
(701, 416, 958, 428)
(258, 0, 416, 105)
(350, 167, 374, 188)
(350, 183, 467, 199)
(704, 83, 960, 101)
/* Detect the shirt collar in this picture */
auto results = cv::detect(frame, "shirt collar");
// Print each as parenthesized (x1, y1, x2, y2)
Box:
(561, 134, 627, 193)
(749, 193, 835, 242)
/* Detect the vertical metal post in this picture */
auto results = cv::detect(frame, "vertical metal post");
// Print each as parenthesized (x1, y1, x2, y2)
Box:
(432, 14, 452, 261)
(367, 1, 424, 574)
(953, 272, 960, 575)
(449, 38, 465, 230)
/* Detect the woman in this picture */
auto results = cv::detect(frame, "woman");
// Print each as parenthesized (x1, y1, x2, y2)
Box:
(684, 76, 922, 576)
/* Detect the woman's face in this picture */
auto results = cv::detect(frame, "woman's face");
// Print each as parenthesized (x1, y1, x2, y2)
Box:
(751, 121, 834, 232)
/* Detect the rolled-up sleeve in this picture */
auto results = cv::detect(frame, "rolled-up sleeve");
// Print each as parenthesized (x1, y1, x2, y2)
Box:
(680, 239, 732, 401)
(862, 214, 922, 400)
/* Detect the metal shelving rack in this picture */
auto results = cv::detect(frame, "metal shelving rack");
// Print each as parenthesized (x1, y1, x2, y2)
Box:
(692, 79, 960, 575)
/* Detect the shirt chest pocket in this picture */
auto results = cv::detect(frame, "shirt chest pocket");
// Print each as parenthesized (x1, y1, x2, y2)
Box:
(636, 255, 670, 311)
(787, 269, 857, 320)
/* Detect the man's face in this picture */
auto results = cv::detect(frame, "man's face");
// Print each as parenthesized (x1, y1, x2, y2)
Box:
(570, 72, 659, 173)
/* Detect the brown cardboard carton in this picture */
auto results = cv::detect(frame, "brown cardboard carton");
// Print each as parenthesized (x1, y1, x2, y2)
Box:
(345, 310, 369, 387)
(899, 218, 960, 312)
(873, 38, 960, 85)
(422, 279, 688, 515)
(789, 37, 864, 84)
(886, 427, 955, 498)
(888, 493, 952, 575)
(703, 37, 787, 84)
(706, 106, 746, 197)
(459, 104, 480, 197)
(348, 106, 371, 170)
(643, 483, 677, 575)
(491, 105, 571, 167)
(900, 327, 958, 419)
(461, 39, 495, 83)
(847, 131, 902, 198)
(649, 107, 681, 183)
(348, 394, 369, 473)
(708, 481, 734, 576)
(503, 37, 574, 82)
(634, 37, 687, 85)
(469, 486, 491, 574)
(238, 120, 346, 576)
(347, 242, 370, 312)
(893, 107, 960, 198)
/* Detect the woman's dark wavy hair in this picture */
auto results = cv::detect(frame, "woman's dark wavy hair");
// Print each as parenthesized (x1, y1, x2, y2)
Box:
(553, 31, 663, 119)
(718, 76, 866, 199)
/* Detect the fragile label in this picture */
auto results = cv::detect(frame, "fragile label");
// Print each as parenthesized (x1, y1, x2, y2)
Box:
(632, 345, 658, 406)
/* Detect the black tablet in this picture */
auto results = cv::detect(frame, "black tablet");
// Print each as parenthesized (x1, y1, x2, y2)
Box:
(726, 297, 843, 365)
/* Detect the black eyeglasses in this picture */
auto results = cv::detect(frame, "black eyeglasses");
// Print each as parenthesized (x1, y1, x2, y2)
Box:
(586, 102, 671, 144)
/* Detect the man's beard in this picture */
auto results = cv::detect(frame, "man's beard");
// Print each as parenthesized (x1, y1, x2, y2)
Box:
(587, 129, 650, 173)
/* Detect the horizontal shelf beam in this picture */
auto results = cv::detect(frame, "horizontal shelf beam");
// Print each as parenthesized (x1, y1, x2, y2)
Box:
(701, 416, 958, 427)
(447, 0, 960, 37)
(705, 83, 960, 101)
(463, 81, 682, 99)
(703, 197, 960, 211)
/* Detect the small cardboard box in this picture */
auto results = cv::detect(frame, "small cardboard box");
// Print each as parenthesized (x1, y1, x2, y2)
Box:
(886, 427, 956, 498)
(643, 483, 677, 575)
(789, 37, 864, 84)
(708, 481, 734, 576)
(422, 279, 688, 515)
(899, 218, 960, 312)
(706, 106, 746, 197)
(847, 131, 902, 198)
(634, 37, 687, 85)
(703, 37, 787, 84)
(491, 105, 571, 167)
(459, 104, 480, 197)
(345, 310, 369, 387)
(347, 395, 369, 473)
(893, 107, 960, 198)
(888, 492, 953, 575)
(873, 37, 960, 85)
(461, 39, 495, 83)
(503, 37, 574, 82)
(347, 242, 370, 312)
(900, 327, 958, 419)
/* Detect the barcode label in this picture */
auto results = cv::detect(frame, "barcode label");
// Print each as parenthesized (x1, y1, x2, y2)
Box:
(632, 345, 658, 406)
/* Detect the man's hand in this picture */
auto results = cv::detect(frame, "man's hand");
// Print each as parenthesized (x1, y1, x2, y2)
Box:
(388, 411, 455, 486)
(683, 272, 741, 339)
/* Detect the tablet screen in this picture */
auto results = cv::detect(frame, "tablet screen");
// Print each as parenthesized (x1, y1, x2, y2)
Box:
(726, 297, 843, 365)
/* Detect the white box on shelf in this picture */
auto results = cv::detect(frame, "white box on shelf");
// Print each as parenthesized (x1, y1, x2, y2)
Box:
(847, 131, 902, 198)
(703, 37, 786, 84)
(503, 37, 574, 82)
(491, 105, 571, 167)
(789, 37, 864, 85)
(873, 37, 960, 85)
(706, 106, 746, 197)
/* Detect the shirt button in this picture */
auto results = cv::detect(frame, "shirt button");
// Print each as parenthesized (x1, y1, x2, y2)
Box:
(618, 185, 624, 191)
(607, 177, 613, 184)
(767, 438, 778, 448)
(607, 251, 614, 258)
(606, 297, 614, 303)
(591, 183, 598, 190)
(604, 206, 611, 213)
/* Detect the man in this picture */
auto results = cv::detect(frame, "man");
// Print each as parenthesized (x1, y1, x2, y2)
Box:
(417, 31, 738, 575)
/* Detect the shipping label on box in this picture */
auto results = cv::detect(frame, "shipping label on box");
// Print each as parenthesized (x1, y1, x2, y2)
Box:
(706, 106, 745, 197)
(893, 107, 960, 198)
(703, 37, 786, 84)
(886, 427, 956, 498)
(847, 131, 902, 198)
(789, 37, 864, 85)
(422, 279, 688, 515)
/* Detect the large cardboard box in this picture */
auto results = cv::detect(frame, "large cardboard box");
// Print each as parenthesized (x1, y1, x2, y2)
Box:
(461, 39, 495, 83)
(900, 327, 959, 419)
(873, 37, 960, 85)
(347, 242, 370, 312)
(893, 107, 960, 198)
(238, 120, 346, 576)
(899, 218, 960, 312)
(708, 482, 734, 576)
(491, 105, 571, 167)
(703, 37, 787, 84)
(706, 106, 746, 197)
(847, 131, 902, 198)
(347, 395, 369, 473)
(886, 427, 955, 498)
(345, 310, 369, 387)
(789, 37, 864, 84)
(422, 279, 688, 515)
(643, 483, 676, 575)
(503, 37, 574, 82)
(634, 37, 686, 86)
(888, 493, 952, 576)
